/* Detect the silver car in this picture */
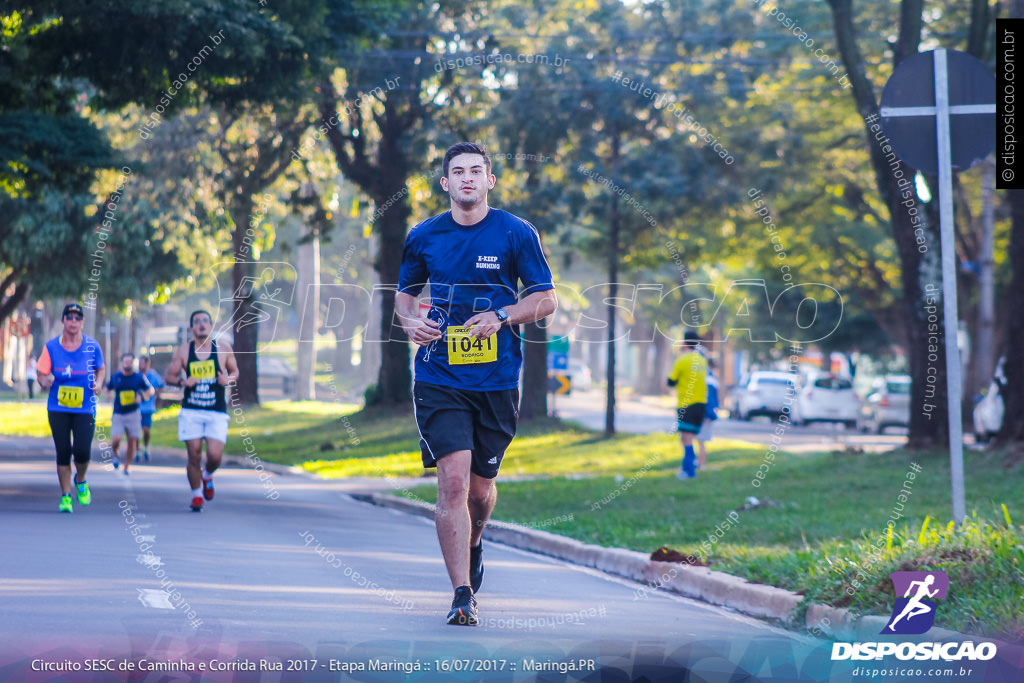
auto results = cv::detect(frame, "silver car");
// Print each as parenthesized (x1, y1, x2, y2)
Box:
(860, 375, 911, 433)
(734, 371, 799, 420)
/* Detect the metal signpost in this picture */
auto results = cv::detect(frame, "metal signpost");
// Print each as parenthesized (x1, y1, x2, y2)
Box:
(879, 48, 996, 524)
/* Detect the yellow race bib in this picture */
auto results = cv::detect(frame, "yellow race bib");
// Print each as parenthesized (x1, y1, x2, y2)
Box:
(57, 385, 84, 408)
(190, 359, 216, 380)
(120, 390, 136, 406)
(447, 326, 497, 365)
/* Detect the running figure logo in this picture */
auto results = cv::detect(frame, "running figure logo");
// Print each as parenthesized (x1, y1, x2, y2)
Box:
(882, 571, 949, 634)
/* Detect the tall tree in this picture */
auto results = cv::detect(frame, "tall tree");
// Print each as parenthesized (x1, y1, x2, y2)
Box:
(827, 0, 951, 448)
(319, 0, 499, 407)
(212, 105, 308, 405)
(999, 2, 1024, 446)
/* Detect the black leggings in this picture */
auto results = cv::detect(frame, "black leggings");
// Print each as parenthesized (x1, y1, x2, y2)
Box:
(48, 411, 95, 467)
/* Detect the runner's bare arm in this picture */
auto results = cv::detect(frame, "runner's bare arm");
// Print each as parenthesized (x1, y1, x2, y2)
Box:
(164, 346, 187, 386)
(92, 366, 105, 394)
(465, 289, 557, 339)
(217, 344, 239, 385)
(37, 349, 53, 389)
(396, 292, 442, 346)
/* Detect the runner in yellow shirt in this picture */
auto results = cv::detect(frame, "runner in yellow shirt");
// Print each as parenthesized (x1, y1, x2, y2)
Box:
(667, 332, 708, 480)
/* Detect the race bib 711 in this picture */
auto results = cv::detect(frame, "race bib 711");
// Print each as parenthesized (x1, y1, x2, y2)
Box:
(57, 386, 84, 408)
(120, 390, 136, 406)
(447, 326, 497, 365)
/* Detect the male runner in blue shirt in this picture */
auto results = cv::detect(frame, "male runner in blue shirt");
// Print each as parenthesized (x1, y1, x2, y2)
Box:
(104, 352, 155, 475)
(397, 142, 557, 625)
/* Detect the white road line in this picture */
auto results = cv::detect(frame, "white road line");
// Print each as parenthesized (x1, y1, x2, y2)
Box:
(137, 588, 175, 609)
(137, 555, 163, 568)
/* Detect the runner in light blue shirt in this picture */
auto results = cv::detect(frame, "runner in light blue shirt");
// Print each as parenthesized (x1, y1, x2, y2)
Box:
(137, 355, 165, 462)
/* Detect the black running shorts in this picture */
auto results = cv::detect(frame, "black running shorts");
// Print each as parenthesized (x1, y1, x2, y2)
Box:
(413, 382, 519, 479)
(48, 411, 95, 466)
(677, 403, 706, 434)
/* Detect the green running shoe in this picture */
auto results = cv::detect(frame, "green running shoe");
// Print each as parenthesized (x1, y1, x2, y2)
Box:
(75, 479, 91, 505)
(59, 495, 73, 513)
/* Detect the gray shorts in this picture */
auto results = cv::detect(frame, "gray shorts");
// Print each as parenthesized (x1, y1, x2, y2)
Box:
(111, 410, 143, 440)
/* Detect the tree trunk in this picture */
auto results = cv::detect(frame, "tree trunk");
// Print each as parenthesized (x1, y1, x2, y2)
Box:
(370, 163, 413, 407)
(652, 331, 672, 396)
(604, 131, 621, 438)
(975, 157, 996, 397)
(519, 320, 548, 420)
(998, 189, 1024, 443)
(231, 195, 259, 406)
(587, 325, 603, 386)
(296, 234, 320, 400)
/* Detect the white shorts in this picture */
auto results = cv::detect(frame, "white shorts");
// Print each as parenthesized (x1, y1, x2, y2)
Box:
(178, 408, 230, 444)
(696, 418, 713, 442)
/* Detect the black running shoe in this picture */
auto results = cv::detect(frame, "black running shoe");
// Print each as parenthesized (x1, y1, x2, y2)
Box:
(469, 542, 484, 593)
(446, 586, 478, 626)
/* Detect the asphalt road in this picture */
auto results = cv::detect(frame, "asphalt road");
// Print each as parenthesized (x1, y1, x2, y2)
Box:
(554, 389, 910, 451)
(0, 437, 834, 682)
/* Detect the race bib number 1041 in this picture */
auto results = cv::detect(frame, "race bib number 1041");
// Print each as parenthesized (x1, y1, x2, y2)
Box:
(447, 326, 497, 365)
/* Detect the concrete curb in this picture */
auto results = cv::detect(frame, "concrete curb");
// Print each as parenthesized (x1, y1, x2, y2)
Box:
(353, 492, 806, 623)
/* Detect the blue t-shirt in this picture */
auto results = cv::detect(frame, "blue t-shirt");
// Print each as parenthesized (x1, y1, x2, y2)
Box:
(139, 369, 164, 413)
(43, 335, 104, 415)
(398, 208, 554, 391)
(106, 371, 153, 414)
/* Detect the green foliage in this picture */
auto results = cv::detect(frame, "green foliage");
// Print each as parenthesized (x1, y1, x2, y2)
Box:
(17, 1, 313, 110)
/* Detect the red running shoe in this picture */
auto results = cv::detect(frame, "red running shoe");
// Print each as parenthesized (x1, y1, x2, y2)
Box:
(191, 496, 203, 512)
(202, 477, 214, 501)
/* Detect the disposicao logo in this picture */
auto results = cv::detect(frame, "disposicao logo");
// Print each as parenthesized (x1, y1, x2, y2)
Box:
(830, 570, 998, 663)
(883, 570, 949, 635)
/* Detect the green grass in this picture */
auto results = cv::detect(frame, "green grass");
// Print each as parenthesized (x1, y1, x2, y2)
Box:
(0, 400, 53, 437)
(0, 399, 361, 463)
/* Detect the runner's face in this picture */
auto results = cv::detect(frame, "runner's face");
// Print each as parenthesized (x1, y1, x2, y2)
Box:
(443, 154, 494, 209)
(62, 314, 83, 334)
(139, 358, 149, 371)
(191, 315, 212, 339)
(121, 356, 134, 372)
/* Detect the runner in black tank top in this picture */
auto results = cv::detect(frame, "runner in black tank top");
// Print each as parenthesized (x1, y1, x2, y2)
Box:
(182, 340, 227, 412)
(165, 311, 238, 512)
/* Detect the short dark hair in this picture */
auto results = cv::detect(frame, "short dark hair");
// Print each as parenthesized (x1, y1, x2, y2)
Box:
(683, 331, 701, 348)
(443, 142, 491, 177)
(190, 310, 212, 327)
(121, 352, 134, 361)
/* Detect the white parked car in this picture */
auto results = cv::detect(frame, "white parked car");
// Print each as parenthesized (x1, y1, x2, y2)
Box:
(734, 371, 798, 420)
(566, 359, 593, 391)
(860, 375, 911, 433)
(792, 373, 860, 428)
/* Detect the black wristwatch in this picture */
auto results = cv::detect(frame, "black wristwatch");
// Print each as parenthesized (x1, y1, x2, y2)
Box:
(494, 308, 509, 325)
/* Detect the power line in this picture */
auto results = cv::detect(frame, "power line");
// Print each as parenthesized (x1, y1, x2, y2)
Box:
(336, 49, 887, 68)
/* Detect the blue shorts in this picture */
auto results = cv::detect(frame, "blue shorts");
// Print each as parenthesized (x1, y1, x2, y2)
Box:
(140, 411, 154, 429)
